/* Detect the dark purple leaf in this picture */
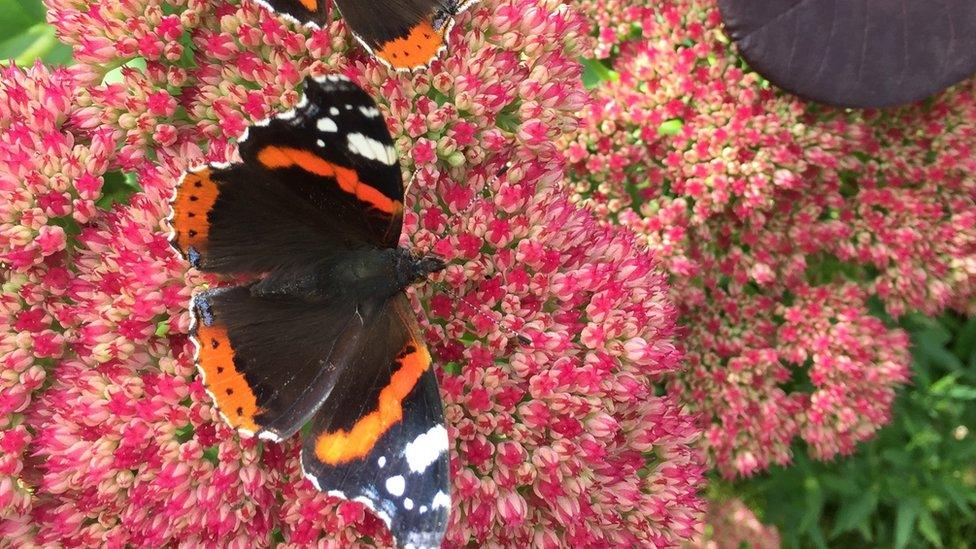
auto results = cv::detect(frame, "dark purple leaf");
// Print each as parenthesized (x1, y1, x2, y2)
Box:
(718, 0, 976, 108)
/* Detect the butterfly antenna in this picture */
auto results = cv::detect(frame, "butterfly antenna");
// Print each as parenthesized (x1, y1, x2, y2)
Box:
(434, 281, 531, 346)
(404, 166, 422, 197)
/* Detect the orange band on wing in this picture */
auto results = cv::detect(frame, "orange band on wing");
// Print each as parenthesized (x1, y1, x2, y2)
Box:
(196, 323, 260, 432)
(298, 0, 316, 10)
(171, 169, 219, 254)
(314, 342, 431, 465)
(375, 20, 445, 70)
(256, 146, 403, 215)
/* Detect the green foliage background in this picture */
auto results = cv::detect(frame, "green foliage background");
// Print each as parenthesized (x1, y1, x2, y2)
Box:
(721, 314, 976, 548)
(4, 1, 975, 547)
(0, 0, 71, 66)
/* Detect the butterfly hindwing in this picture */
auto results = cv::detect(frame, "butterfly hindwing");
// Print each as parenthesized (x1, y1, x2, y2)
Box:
(167, 76, 404, 273)
(191, 286, 369, 441)
(302, 294, 451, 549)
(254, 0, 474, 70)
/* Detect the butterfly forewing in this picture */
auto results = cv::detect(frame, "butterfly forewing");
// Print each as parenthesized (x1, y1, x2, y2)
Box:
(238, 75, 405, 249)
(167, 75, 404, 273)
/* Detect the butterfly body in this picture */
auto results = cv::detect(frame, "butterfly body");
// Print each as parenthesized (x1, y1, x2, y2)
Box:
(167, 75, 452, 549)
(249, 247, 443, 303)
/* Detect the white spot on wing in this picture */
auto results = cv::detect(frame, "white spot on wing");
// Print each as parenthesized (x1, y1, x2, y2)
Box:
(385, 475, 405, 497)
(258, 430, 281, 442)
(329, 107, 340, 116)
(317, 117, 338, 133)
(316, 139, 325, 148)
(403, 424, 448, 474)
(296, 95, 309, 109)
(384, 145, 397, 165)
(327, 490, 346, 500)
(378, 456, 386, 468)
(358, 106, 380, 118)
(277, 108, 297, 120)
(420, 505, 428, 513)
(404, 498, 414, 510)
(347, 132, 396, 165)
(432, 491, 450, 510)
(346, 132, 371, 160)
(253, 118, 270, 127)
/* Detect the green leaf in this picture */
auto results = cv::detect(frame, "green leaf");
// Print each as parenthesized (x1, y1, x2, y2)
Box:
(580, 57, 618, 89)
(830, 491, 878, 537)
(202, 445, 220, 465)
(943, 483, 976, 517)
(799, 477, 825, 533)
(929, 373, 960, 396)
(0, 0, 41, 39)
(48, 215, 81, 236)
(16, 0, 45, 20)
(0, 1, 72, 66)
(657, 119, 684, 136)
(102, 57, 148, 85)
(894, 499, 920, 549)
(96, 171, 142, 210)
(174, 423, 194, 443)
(917, 509, 943, 547)
(951, 316, 976, 360)
(947, 385, 976, 400)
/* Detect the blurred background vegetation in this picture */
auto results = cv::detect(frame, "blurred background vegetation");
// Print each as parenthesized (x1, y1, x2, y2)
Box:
(1, 0, 72, 67)
(4, 0, 975, 547)
(718, 314, 976, 548)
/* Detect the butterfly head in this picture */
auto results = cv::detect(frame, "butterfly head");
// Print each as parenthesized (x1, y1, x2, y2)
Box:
(407, 253, 446, 285)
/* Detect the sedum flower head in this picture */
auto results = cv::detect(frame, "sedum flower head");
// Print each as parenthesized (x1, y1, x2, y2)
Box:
(561, 0, 972, 477)
(5, 0, 705, 546)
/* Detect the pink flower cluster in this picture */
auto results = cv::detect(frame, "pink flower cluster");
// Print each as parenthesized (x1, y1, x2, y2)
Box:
(1, 63, 90, 538)
(2, 0, 704, 546)
(689, 497, 780, 549)
(1, 64, 116, 269)
(565, 0, 973, 476)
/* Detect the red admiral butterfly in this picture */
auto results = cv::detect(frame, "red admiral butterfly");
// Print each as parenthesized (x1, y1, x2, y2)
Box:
(168, 75, 451, 548)
(255, 0, 477, 71)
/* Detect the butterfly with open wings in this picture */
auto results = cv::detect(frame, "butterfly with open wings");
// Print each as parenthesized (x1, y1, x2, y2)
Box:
(167, 75, 451, 549)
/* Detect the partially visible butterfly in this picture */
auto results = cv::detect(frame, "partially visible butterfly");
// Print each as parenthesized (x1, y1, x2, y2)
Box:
(256, 0, 477, 71)
(167, 75, 452, 548)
